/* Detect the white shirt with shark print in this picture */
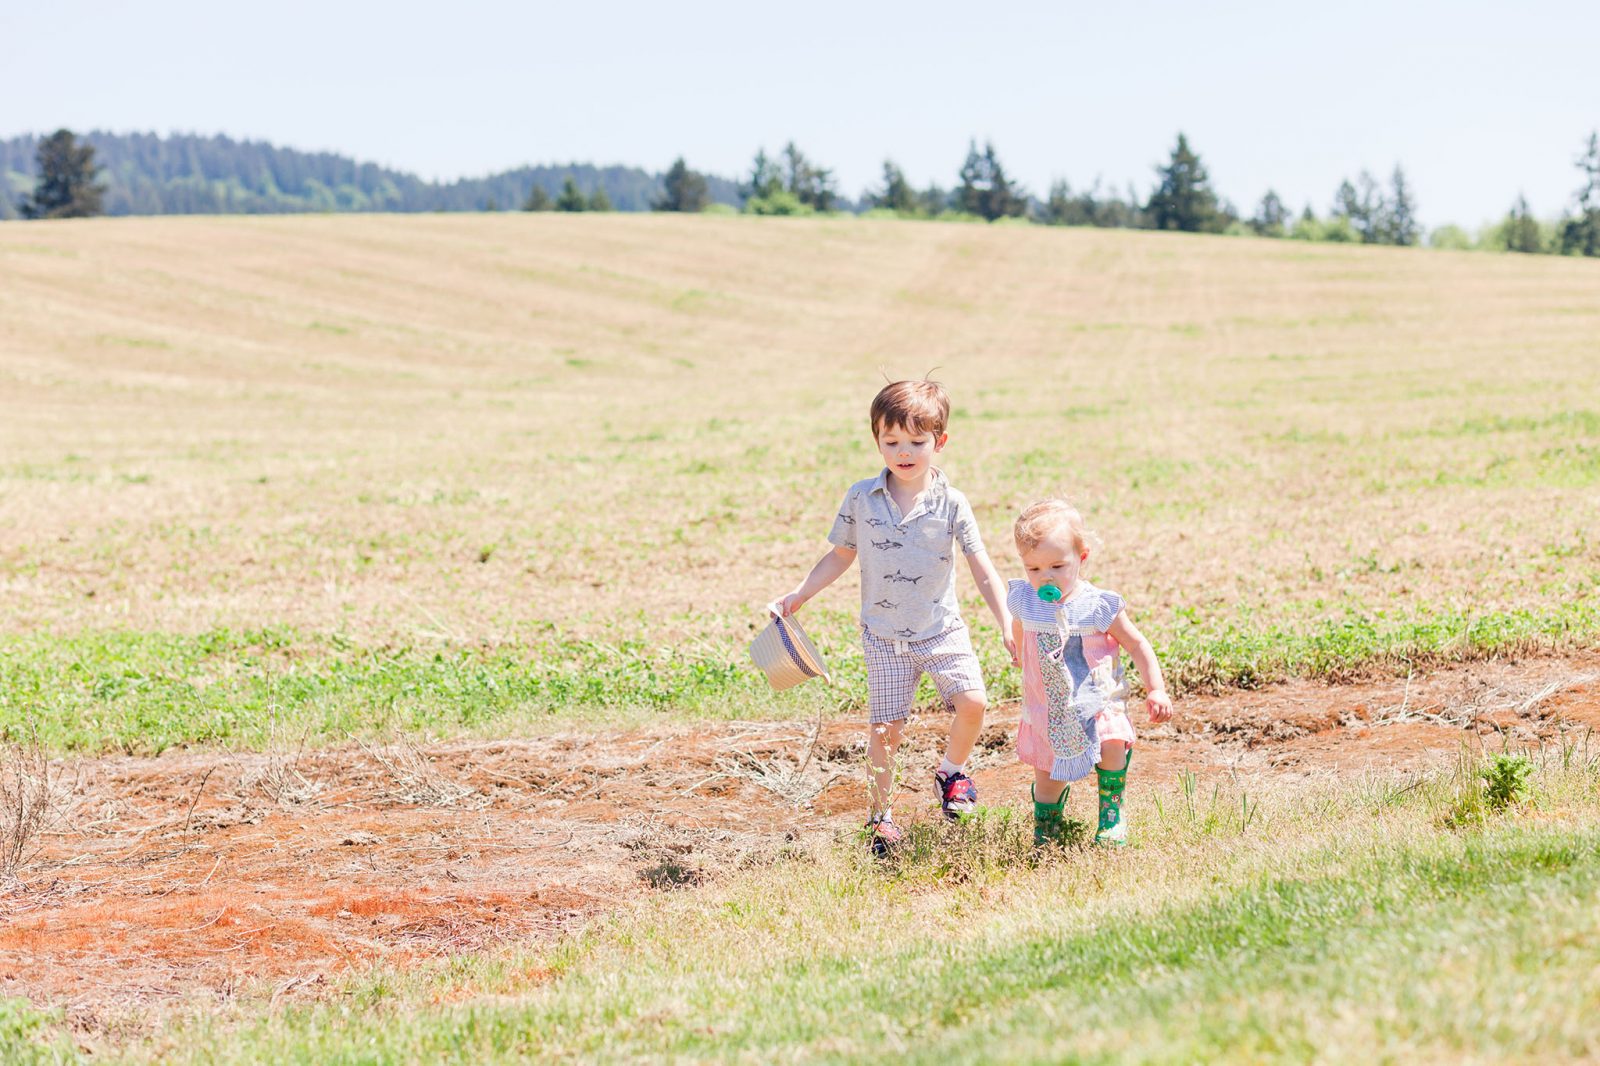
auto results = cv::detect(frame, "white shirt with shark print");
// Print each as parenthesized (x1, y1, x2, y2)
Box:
(827, 468, 987, 642)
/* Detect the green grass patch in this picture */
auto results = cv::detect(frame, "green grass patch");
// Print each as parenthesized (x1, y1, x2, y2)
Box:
(5, 595, 1599, 753)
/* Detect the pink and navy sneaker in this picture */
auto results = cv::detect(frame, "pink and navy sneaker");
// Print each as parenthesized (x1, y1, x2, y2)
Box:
(935, 770, 978, 819)
(865, 814, 903, 857)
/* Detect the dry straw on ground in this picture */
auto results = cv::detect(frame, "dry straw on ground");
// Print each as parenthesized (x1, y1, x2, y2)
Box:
(1, 215, 1595, 657)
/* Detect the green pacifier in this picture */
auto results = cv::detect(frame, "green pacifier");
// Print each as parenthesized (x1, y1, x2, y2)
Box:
(1037, 583, 1063, 603)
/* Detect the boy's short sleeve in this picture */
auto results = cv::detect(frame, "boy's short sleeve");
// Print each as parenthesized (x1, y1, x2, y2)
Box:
(827, 488, 858, 550)
(952, 492, 986, 556)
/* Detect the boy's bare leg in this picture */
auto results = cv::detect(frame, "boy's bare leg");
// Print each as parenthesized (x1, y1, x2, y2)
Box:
(943, 691, 986, 767)
(866, 719, 906, 815)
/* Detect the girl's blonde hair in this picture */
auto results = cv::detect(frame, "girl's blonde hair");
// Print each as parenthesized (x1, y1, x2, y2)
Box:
(1013, 498, 1099, 555)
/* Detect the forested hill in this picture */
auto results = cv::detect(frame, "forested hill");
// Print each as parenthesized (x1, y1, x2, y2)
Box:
(0, 131, 743, 218)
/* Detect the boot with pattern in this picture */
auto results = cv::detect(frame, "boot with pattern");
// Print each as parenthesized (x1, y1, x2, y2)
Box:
(1095, 754, 1130, 847)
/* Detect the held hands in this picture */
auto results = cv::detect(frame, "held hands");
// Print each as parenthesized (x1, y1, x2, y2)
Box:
(1146, 689, 1173, 724)
(1004, 634, 1018, 668)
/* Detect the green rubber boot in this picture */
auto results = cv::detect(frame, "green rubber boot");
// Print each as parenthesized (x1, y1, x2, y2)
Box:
(1032, 784, 1070, 847)
(1096, 753, 1131, 847)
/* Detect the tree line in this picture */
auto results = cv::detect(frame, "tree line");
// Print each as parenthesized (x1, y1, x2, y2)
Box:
(10, 127, 1600, 258)
(0, 130, 741, 219)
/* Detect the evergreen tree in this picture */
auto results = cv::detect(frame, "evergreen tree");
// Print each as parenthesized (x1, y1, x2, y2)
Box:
(653, 157, 708, 212)
(555, 176, 587, 212)
(1560, 131, 1600, 257)
(743, 148, 782, 202)
(1250, 189, 1288, 237)
(954, 140, 1026, 221)
(916, 183, 949, 217)
(781, 141, 837, 211)
(588, 185, 612, 211)
(1504, 194, 1542, 253)
(870, 160, 916, 213)
(1386, 165, 1418, 246)
(21, 129, 104, 219)
(523, 184, 552, 211)
(1333, 173, 1387, 243)
(1146, 133, 1221, 232)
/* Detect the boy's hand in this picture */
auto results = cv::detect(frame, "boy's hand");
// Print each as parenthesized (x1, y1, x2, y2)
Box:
(1146, 689, 1173, 723)
(776, 593, 805, 618)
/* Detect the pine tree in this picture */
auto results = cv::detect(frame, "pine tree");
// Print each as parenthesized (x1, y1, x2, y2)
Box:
(588, 185, 612, 212)
(21, 129, 104, 219)
(653, 157, 708, 212)
(1386, 166, 1418, 246)
(743, 149, 782, 202)
(1504, 194, 1542, 253)
(1560, 131, 1600, 257)
(555, 176, 587, 212)
(523, 184, 552, 211)
(781, 141, 837, 211)
(1250, 190, 1288, 237)
(870, 160, 916, 214)
(1146, 133, 1221, 232)
(954, 140, 1026, 222)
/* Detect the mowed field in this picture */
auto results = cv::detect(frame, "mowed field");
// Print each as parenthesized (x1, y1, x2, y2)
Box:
(3, 214, 1600, 1062)
(2, 212, 1598, 749)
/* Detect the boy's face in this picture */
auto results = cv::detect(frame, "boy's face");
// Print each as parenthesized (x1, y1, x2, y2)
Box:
(875, 421, 946, 484)
(1019, 529, 1088, 597)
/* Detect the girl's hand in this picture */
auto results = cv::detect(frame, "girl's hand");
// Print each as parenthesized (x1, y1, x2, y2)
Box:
(1146, 689, 1173, 723)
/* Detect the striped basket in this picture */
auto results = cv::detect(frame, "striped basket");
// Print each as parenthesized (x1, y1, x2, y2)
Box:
(749, 607, 832, 692)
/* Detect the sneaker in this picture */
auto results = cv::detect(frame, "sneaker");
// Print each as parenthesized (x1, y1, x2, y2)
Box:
(865, 815, 903, 857)
(935, 770, 978, 819)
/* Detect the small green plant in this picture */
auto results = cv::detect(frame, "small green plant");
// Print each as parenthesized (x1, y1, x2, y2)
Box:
(1443, 748, 1535, 828)
(1481, 752, 1534, 812)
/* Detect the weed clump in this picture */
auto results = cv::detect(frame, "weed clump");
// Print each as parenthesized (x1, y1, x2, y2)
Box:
(1443, 749, 1535, 828)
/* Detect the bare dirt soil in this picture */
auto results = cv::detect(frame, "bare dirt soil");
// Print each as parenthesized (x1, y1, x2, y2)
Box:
(3, 653, 1597, 1029)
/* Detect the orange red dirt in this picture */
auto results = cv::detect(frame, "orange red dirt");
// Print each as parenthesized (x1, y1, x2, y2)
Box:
(3, 652, 1596, 1025)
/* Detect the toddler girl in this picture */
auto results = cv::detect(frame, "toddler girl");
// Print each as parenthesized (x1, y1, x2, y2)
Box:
(1006, 500, 1172, 846)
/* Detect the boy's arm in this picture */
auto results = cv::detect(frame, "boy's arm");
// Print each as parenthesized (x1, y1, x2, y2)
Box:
(964, 551, 1016, 660)
(778, 545, 856, 616)
(1106, 609, 1172, 722)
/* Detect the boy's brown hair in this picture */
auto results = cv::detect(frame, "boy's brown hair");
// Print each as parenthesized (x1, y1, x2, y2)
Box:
(870, 378, 950, 438)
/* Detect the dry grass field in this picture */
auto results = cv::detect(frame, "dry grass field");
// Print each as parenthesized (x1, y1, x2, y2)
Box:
(2, 213, 1598, 749)
(2, 214, 1600, 1061)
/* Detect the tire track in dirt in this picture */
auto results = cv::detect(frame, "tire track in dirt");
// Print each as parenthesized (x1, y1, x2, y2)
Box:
(2, 651, 1596, 1026)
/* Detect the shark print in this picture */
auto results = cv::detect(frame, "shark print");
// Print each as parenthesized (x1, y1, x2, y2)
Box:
(885, 570, 922, 584)
(836, 512, 855, 525)
(873, 599, 898, 610)
(870, 539, 904, 550)
(864, 517, 888, 527)
(895, 627, 918, 638)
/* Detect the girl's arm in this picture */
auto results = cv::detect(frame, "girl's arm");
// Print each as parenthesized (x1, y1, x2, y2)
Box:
(965, 551, 1016, 663)
(778, 545, 856, 616)
(1107, 609, 1172, 722)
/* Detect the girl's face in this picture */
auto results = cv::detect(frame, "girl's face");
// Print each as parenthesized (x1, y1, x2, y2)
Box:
(1018, 528, 1088, 598)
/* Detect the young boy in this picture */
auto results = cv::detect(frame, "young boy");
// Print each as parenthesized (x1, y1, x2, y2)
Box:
(777, 379, 1013, 852)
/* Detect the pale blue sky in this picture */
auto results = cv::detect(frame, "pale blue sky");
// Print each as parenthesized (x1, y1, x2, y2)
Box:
(4, 0, 1597, 227)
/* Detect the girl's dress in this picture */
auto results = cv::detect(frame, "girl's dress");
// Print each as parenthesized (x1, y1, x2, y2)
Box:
(1007, 579, 1137, 782)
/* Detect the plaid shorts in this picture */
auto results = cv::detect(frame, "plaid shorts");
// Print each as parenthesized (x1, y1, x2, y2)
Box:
(862, 623, 988, 724)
